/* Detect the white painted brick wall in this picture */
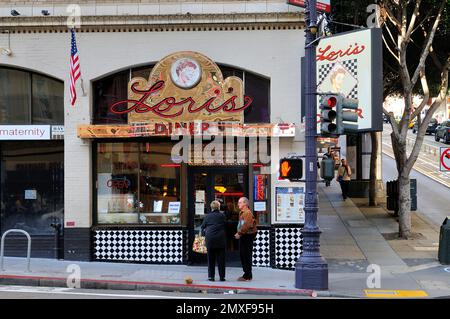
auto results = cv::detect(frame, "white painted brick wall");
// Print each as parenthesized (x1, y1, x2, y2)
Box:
(0, 28, 306, 227)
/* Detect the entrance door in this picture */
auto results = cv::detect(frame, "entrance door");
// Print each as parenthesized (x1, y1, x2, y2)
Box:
(188, 167, 248, 265)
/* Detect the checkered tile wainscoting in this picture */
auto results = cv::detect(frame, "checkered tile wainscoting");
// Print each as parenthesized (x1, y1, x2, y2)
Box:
(93, 230, 184, 263)
(274, 227, 303, 270)
(252, 229, 271, 267)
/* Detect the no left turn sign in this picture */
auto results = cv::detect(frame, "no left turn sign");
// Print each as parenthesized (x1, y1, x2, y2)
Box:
(440, 148, 450, 171)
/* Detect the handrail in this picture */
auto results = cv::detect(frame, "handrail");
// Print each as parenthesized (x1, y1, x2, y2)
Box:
(0, 229, 31, 272)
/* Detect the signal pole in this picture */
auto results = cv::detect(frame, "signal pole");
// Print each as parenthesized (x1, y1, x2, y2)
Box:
(295, 0, 328, 290)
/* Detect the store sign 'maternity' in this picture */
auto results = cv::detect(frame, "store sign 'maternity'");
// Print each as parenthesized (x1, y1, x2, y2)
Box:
(110, 51, 253, 124)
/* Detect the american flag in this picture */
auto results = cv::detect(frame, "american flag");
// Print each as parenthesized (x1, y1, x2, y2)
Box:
(70, 28, 81, 106)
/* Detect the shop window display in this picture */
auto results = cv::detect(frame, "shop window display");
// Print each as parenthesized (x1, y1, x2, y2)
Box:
(0, 142, 64, 235)
(96, 142, 181, 225)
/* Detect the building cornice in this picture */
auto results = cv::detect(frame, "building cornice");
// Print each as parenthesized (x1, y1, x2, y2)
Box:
(0, 12, 304, 33)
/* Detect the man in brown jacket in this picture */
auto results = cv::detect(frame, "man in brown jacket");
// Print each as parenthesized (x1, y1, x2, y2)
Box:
(235, 197, 257, 281)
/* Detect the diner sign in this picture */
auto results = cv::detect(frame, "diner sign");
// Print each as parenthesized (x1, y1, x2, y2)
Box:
(110, 51, 252, 124)
(77, 122, 280, 138)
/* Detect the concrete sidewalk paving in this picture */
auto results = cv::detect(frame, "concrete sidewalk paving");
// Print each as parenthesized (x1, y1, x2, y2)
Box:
(1, 182, 449, 298)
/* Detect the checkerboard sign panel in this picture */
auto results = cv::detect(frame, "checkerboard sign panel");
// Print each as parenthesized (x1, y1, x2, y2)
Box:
(94, 230, 184, 263)
(318, 63, 335, 86)
(252, 230, 271, 267)
(341, 59, 358, 78)
(275, 228, 303, 269)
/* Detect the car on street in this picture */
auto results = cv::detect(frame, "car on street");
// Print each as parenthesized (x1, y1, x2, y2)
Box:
(435, 120, 450, 143)
(412, 118, 439, 135)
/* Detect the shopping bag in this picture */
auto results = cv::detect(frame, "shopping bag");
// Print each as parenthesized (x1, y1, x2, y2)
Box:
(192, 234, 207, 254)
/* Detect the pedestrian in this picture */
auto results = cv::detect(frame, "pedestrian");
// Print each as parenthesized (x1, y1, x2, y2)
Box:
(201, 200, 226, 282)
(322, 146, 335, 161)
(235, 197, 257, 281)
(337, 158, 352, 200)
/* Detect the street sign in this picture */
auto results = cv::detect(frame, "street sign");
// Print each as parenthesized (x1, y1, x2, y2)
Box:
(287, 0, 331, 13)
(440, 147, 450, 171)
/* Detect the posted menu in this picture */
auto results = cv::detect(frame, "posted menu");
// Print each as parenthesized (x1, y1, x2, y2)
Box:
(275, 186, 305, 223)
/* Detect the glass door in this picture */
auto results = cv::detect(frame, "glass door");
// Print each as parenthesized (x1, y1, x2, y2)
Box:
(188, 167, 248, 265)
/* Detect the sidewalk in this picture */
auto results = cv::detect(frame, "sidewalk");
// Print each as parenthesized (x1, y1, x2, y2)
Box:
(0, 182, 449, 298)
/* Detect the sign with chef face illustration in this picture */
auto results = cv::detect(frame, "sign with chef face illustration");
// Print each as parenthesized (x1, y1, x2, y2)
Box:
(122, 51, 252, 124)
(170, 58, 202, 89)
(316, 28, 383, 132)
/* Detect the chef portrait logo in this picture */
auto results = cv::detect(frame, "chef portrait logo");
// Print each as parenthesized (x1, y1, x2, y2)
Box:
(170, 58, 202, 89)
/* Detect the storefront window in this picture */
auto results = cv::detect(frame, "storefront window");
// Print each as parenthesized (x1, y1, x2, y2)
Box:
(0, 68, 31, 124)
(0, 67, 64, 125)
(244, 72, 270, 123)
(139, 142, 181, 224)
(93, 70, 129, 124)
(32, 74, 64, 124)
(96, 142, 181, 225)
(97, 143, 139, 224)
(0, 141, 64, 235)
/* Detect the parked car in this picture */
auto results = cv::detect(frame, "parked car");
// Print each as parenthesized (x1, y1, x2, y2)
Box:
(435, 120, 450, 143)
(412, 118, 439, 135)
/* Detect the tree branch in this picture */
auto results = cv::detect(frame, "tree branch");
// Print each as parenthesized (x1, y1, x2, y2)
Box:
(383, 34, 401, 62)
(382, 1, 402, 32)
(410, 69, 430, 119)
(405, 55, 450, 173)
(405, 0, 422, 43)
(410, 0, 446, 87)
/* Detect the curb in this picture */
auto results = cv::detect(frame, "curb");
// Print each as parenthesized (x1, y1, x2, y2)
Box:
(0, 274, 315, 297)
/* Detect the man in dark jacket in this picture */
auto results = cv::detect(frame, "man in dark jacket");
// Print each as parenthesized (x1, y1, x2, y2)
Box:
(201, 200, 226, 281)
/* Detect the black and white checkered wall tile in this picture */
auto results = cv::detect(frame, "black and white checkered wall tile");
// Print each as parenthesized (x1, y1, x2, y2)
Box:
(252, 230, 271, 267)
(274, 227, 303, 270)
(93, 230, 184, 264)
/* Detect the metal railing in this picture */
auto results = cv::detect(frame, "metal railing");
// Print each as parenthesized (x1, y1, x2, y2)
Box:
(0, 229, 31, 272)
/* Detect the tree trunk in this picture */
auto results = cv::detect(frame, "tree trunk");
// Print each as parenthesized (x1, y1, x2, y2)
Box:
(398, 172, 411, 238)
(369, 131, 378, 206)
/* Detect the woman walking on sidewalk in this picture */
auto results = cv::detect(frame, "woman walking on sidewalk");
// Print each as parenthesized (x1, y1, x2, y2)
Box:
(337, 158, 352, 200)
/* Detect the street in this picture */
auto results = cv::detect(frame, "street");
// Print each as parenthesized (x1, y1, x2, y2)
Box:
(0, 285, 308, 299)
(382, 124, 450, 188)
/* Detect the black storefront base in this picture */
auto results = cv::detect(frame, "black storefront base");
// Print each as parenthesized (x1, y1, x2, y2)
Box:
(64, 228, 92, 261)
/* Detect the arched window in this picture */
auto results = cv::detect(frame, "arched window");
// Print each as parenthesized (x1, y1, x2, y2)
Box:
(0, 67, 64, 125)
(92, 63, 270, 124)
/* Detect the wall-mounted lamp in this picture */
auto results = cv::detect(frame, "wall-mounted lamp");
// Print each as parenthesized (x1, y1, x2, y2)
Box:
(10, 10, 20, 17)
(41, 10, 50, 16)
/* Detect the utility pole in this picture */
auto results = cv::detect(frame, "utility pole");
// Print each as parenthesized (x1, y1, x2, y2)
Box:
(295, 0, 328, 290)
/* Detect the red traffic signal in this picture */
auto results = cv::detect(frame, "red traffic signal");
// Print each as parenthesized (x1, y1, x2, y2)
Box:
(279, 158, 303, 181)
(327, 96, 337, 107)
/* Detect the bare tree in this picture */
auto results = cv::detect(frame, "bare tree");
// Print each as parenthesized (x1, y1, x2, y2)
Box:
(381, 0, 450, 238)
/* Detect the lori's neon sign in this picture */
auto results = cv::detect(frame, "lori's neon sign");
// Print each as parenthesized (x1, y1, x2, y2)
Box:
(316, 43, 366, 62)
(110, 80, 253, 118)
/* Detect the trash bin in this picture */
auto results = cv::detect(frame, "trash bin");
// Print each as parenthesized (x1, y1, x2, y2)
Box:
(438, 217, 450, 264)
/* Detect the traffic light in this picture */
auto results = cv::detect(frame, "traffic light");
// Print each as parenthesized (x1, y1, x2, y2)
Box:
(336, 95, 359, 134)
(279, 158, 303, 181)
(319, 94, 338, 136)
